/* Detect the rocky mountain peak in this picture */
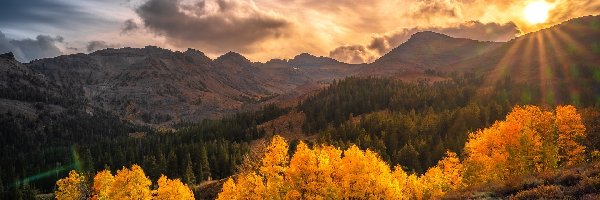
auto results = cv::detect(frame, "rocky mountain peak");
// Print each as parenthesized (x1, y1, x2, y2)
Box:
(215, 51, 250, 65)
(408, 31, 453, 41)
(0, 52, 15, 61)
(290, 52, 339, 67)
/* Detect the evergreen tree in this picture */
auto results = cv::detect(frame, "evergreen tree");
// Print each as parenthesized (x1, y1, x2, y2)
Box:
(184, 153, 196, 185)
(198, 147, 211, 181)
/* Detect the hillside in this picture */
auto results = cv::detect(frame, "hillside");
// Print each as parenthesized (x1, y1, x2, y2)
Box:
(443, 16, 600, 105)
(359, 31, 502, 77)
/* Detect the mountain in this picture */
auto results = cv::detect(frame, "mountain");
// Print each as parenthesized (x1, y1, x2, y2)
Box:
(289, 53, 341, 67)
(25, 46, 308, 126)
(5, 47, 359, 126)
(358, 31, 502, 78)
(2, 16, 599, 126)
(374, 31, 502, 68)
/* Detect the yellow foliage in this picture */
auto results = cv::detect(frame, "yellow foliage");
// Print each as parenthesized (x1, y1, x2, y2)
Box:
(419, 151, 463, 199)
(109, 164, 152, 200)
(285, 142, 339, 199)
(58, 165, 195, 200)
(260, 135, 289, 198)
(55, 170, 85, 200)
(216, 178, 238, 200)
(464, 105, 587, 183)
(92, 170, 114, 200)
(236, 172, 267, 199)
(212, 105, 588, 199)
(337, 145, 400, 199)
(155, 175, 195, 200)
(219, 136, 414, 199)
(555, 105, 586, 166)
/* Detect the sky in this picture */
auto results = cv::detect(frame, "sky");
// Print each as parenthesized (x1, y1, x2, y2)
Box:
(0, 0, 598, 63)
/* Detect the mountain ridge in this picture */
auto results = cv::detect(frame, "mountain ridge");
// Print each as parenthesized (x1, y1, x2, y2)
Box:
(1, 15, 599, 126)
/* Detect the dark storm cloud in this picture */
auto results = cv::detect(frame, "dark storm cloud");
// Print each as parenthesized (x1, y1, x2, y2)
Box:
(0, 31, 62, 62)
(135, 0, 291, 53)
(329, 45, 376, 64)
(0, 0, 105, 30)
(368, 21, 519, 55)
(86, 41, 118, 52)
(121, 19, 139, 34)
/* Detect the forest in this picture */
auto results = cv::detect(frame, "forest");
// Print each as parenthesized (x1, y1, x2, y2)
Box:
(2, 74, 600, 199)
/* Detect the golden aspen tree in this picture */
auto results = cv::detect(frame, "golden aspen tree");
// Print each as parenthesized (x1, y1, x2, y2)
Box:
(155, 175, 194, 200)
(109, 165, 152, 200)
(392, 166, 410, 199)
(337, 145, 399, 199)
(420, 151, 463, 199)
(555, 105, 586, 166)
(55, 170, 86, 200)
(285, 142, 319, 199)
(234, 172, 266, 200)
(438, 151, 463, 190)
(464, 105, 587, 184)
(216, 178, 238, 200)
(405, 174, 423, 200)
(260, 135, 289, 198)
(92, 170, 114, 200)
(285, 142, 342, 199)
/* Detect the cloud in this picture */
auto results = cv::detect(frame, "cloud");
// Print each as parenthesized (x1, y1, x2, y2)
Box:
(121, 19, 139, 34)
(410, 0, 462, 21)
(0, 0, 110, 31)
(329, 45, 377, 64)
(135, 0, 292, 53)
(0, 30, 63, 62)
(86, 41, 119, 52)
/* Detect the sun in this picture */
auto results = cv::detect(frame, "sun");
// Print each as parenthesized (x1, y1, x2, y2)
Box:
(523, 1, 552, 24)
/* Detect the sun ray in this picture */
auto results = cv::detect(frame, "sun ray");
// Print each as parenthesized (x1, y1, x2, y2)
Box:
(545, 29, 585, 105)
(535, 31, 554, 105)
(552, 27, 594, 58)
(481, 38, 526, 91)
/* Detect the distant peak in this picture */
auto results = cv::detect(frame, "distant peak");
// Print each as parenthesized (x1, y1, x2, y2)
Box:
(296, 52, 315, 57)
(185, 48, 199, 52)
(215, 51, 250, 63)
(409, 31, 452, 40)
(290, 52, 339, 67)
(0, 52, 15, 60)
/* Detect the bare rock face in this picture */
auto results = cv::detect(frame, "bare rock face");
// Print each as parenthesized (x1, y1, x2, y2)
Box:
(22, 46, 359, 126)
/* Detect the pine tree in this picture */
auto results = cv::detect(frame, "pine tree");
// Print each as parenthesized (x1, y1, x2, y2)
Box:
(198, 147, 211, 181)
(184, 153, 196, 185)
(167, 150, 178, 178)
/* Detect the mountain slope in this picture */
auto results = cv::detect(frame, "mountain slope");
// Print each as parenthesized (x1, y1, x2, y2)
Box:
(444, 15, 600, 105)
(356, 31, 502, 78)
(25, 47, 331, 126)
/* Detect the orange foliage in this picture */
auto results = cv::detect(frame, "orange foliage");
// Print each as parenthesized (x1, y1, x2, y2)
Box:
(218, 135, 462, 199)
(464, 105, 587, 183)
(57, 165, 195, 200)
(55, 170, 86, 200)
(155, 175, 195, 200)
(92, 170, 114, 200)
